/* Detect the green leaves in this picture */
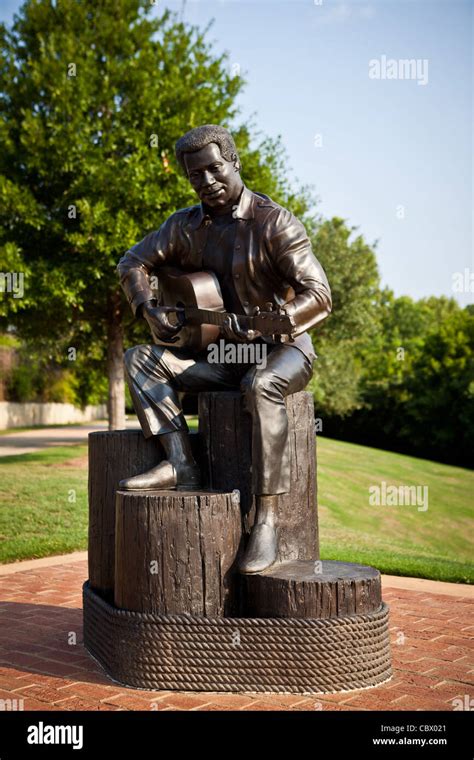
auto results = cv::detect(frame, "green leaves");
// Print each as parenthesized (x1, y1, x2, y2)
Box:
(306, 217, 381, 416)
(1, 0, 247, 347)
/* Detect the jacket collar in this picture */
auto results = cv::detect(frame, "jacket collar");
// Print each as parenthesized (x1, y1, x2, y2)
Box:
(189, 184, 255, 230)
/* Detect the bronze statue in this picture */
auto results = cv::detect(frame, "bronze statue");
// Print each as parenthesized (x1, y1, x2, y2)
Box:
(117, 124, 332, 574)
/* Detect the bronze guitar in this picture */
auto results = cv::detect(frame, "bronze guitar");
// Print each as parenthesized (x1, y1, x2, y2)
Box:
(151, 268, 296, 351)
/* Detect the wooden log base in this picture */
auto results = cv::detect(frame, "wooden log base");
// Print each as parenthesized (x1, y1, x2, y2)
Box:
(83, 581, 392, 694)
(88, 389, 319, 601)
(114, 488, 243, 617)
(199, 391, 319, 562)
(88, 429, 203, 599)
(241, 560, 382, 619)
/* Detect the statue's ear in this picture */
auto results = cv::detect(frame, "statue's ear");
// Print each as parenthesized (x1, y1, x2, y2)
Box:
(231, 152, 241, 171)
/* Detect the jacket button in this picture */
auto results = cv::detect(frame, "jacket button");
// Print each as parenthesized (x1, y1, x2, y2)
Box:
(243, 301, 249, 307)
(234, 273, 240, 279)
(235, 244, 241, 250)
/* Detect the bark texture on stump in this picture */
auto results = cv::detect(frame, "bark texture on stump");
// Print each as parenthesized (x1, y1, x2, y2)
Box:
(242, 560, 382, 619)
(198, 390, 319, 563)
(114, 489, 242, 616)
(88, 430, 156, 599)
(88, 429, 202, 599)
(89, 389, 318, 601)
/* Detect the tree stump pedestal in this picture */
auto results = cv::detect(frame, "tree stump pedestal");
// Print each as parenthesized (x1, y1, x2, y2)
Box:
(83, 390, 392, 693)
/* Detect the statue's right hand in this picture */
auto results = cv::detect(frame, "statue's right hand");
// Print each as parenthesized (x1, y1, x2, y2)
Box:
(142, 303, 182, 343)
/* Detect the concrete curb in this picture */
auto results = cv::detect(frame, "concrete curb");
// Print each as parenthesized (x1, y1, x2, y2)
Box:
(0, 551, 88, 576)
(0, 552, 472, 599)
(381, 573, 474, 598)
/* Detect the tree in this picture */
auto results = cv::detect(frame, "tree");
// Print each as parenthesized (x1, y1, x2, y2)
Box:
(0, 0, 404, 441)
(400, 305, 474, 465)
(330, 293, 474, 467)
(306, 217, 381, 417)
(0, 0, 248, 428)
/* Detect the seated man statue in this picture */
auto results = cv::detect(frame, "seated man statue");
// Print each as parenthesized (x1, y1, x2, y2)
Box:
(117, 124, 332, 574)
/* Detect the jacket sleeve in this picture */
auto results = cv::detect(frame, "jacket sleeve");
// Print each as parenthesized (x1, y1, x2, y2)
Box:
(116, 215, 178, 316)
(264, 207, 332, 335)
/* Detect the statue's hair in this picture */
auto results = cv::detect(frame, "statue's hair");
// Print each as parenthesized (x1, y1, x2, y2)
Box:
(175, 125, 240, 174)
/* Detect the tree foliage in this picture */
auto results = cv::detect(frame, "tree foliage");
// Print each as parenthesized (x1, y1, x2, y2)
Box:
(325, 294, 474, 467)
(307, 217, 381, 416)
(0, 1, 243, 338)
(0, 0, 322, 411)
(1, 1, 471, 465)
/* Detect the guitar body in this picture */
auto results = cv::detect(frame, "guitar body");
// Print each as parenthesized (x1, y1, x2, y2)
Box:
(154, 268, 225, 351)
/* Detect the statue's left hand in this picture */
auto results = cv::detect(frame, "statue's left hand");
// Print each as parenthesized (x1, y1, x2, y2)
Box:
(222, 314, 261, 342)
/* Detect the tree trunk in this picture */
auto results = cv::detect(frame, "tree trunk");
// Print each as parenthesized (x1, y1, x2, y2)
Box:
(107, 290, 126, 431)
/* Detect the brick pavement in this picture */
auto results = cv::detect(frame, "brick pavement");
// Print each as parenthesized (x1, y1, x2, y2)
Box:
(0, 558, 472, 712)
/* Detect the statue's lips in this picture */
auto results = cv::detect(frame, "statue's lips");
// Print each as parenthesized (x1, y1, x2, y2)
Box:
(203, 187, 224, 198)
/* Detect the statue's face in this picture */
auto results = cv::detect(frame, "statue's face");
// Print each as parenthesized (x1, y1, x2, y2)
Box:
(184, 142, 243, 210)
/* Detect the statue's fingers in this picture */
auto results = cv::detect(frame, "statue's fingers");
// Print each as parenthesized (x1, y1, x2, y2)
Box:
(221, 316, 234, 339)
(230, 313, 247, 339)
(246, 329, 261, 341)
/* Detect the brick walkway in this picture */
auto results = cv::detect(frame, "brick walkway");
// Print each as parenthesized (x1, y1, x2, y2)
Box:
(0, 557, 472, 711)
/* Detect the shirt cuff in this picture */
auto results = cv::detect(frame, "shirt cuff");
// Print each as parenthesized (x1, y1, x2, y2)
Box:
(131, 290, 155, 317)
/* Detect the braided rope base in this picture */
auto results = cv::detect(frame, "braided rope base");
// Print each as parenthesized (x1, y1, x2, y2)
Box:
(83, 581, 392, 694)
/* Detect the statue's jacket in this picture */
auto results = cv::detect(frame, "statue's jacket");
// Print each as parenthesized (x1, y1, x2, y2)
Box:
(117, 185, 332, 361)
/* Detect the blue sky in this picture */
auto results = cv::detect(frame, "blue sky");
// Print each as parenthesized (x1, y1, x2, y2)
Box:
(1, 0, 472, 305)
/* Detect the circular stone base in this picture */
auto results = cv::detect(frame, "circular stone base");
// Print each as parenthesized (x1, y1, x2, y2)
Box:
(83, 580, 392, 694)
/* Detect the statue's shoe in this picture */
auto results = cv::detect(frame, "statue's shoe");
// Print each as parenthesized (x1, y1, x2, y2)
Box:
(118, 461, 201, 491)
(238, 523, 277, 574)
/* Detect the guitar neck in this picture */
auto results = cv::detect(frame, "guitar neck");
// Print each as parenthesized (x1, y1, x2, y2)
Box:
(184, 307, 230, 328)
(183, 306, 294, 338)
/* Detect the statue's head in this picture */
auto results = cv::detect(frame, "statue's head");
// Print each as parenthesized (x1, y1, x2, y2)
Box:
(175, 125, 243, 210)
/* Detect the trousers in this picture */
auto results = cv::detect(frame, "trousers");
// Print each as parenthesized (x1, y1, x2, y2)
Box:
(123, 342, 314, 495)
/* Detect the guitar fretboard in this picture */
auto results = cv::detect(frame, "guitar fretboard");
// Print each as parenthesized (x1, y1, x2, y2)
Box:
(184, 307, 243, 328)
(182, 306, 293, 337)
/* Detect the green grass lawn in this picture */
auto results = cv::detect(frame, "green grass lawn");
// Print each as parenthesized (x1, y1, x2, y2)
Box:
(0, 436, 472, 583)
(317, 438, 473, 584)
(0, 446, 89, 563)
